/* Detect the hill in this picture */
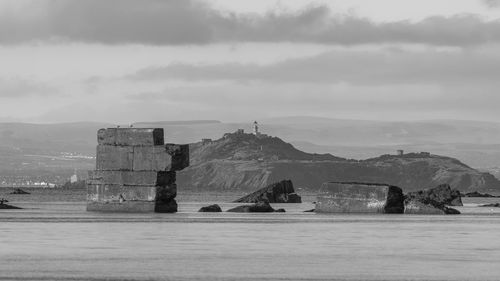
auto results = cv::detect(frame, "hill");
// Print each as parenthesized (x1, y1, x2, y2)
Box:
(2, 118, 500, 187)
(189, 131, 343, 164)
(178, 132, 500, 193)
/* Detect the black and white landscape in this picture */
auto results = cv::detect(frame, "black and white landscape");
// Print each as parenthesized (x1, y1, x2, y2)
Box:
(2, 1, 500, 281)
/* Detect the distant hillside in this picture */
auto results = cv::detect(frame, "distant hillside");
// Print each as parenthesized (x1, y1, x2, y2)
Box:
(133, 120, 221, 126)
(189, 131, 343, 164)
(3, 118, 500, 186)
(178, 132, 500, 193)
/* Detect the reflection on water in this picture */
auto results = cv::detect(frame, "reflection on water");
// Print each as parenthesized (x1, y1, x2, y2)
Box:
(1, 199, 500, 281)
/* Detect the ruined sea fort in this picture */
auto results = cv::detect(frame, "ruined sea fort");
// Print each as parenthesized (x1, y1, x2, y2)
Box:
(87, 128, 189, 212)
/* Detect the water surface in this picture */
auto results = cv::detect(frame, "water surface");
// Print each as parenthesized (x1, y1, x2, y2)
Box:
(1, 196, 500, 281)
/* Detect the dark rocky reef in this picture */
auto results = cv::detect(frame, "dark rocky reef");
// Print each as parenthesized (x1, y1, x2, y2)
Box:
(405, 184, 463, 206)
(227, 201, 276, 213)
(199, 204, 223, 212)
(10, 188, 30, 195)
(464, 191, 498, 198)
(234, 180, 301, 203)
(479, 203, 500, 207)
(404, 184, 462, 214)
(0, 199, 21, 209)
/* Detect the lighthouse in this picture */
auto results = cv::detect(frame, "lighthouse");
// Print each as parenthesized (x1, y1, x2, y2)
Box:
(253, 121, 260, 135)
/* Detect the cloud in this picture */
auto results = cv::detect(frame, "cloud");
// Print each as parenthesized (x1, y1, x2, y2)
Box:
(128, 47, 500, 86)
(0, 78, 58, 98)
(112, 81, 500, 123)
(482, 0, 500, 8)
(1, 0, 500, 46)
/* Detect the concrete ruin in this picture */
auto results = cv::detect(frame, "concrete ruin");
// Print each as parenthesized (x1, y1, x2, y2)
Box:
(315, 182, 405, 213)
(87, 128, 189, 212)
(315, 182, 462, 214)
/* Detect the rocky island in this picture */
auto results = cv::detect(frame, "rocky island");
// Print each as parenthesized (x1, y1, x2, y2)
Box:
(178, 130, 500, 194)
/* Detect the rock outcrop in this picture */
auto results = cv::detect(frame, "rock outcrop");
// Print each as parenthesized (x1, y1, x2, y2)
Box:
(315, 182, 405, 213)
(479, 203, 500, 207)
(199, 204, 223, 212)
(0, 199, 21, 209)
(464, 191, 498, 198)
(405, 184, 463, 206)
(227, 201, 276, 213)
(234, 180, 302, 203)
(87, 128, 189, 213)
(404, 184, 462, 214)
(10, 188, 30, 195)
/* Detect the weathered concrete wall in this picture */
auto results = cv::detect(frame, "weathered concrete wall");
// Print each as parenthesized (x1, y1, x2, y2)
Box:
(98, 128, 164, 146)
(95, 145, 185, 171)
(87, 128, 189, 213)
(315, 182, 404, 213)
(88, 170, 175, 186)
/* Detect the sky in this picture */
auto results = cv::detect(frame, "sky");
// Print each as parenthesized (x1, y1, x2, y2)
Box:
(0, 0, 500, 123)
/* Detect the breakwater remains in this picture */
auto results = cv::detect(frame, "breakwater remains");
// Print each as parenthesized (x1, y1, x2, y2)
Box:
(87, 128, 189, 212)
(315, 182, 462, 214)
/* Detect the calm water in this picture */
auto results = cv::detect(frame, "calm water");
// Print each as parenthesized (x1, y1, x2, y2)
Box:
(1, 195, 500, 281)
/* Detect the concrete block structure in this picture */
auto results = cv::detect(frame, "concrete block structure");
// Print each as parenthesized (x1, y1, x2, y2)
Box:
(315, 182, 404, 213)
(87, 128, 189, 213)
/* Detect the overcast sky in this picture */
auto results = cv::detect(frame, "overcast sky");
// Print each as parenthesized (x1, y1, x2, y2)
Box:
(1, 0, 500, 123)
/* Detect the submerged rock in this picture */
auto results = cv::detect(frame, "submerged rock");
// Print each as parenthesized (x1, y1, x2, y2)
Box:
(465, 191, 498, 198)
(227, 201, 276, 213)
(0, 204, 21, 209)
(479, 203, 500, 207)
(304, 209, 315, 212)
(234, 180, 302, 203)
(198, 204, 223, 212)
(10, 188, 30, 195)
(275, 208, 286, 213)
(315, 182, 405, 214)
(0, 199, 21, 209)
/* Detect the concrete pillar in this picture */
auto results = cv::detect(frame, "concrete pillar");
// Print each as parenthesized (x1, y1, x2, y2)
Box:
(87, 128, 189, 213)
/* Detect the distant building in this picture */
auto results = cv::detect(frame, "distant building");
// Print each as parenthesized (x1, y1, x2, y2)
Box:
(253, 121, 260, 135)
(253, 121, 268, 138)
(236, 129, 245, 134)
(397, 150, 404, 156)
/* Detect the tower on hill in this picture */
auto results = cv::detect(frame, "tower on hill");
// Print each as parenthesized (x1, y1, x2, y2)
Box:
(253, 121, 260, 136)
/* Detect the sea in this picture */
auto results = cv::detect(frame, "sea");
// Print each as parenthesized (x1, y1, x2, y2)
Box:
(1, 189, 500, 281)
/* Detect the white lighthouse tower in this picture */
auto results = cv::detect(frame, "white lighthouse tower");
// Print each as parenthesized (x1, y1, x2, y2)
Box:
(253, 121, 260, 136)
